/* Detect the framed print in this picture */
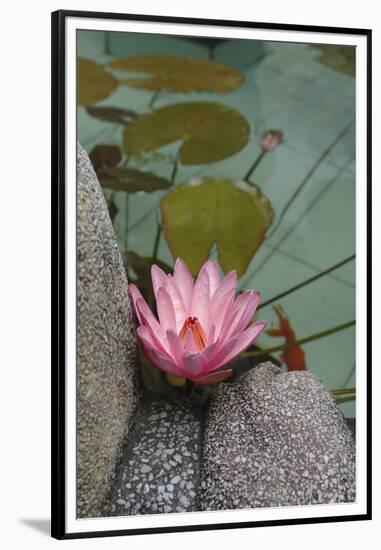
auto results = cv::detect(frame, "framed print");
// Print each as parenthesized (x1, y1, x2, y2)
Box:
(51, 9, 372, 540)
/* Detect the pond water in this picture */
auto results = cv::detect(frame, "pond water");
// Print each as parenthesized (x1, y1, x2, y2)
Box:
(77, 30, 356, 418)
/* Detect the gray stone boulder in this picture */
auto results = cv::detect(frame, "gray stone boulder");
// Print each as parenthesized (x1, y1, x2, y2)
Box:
(200, 362, 356, 510)
(76, 143, 140, 518)
(109, 393, 203, 515)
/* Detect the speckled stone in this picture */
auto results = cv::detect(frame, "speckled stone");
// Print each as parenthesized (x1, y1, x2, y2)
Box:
(76, 143, 140, 518)
(200, 362, 356, 510)
(108, 393, 203, 515)
(346, 417, 356, 439)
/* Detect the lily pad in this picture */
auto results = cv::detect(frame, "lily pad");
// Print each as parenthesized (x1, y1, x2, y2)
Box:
(97, 166, 172, 192)
(89, 144, 122, 172)
(160, 177, 274, 277)
(77, 58, 119, 106)
(123, 102, 250, 165)
(106, 54, 244, 93)
(86, 105, 137, 124)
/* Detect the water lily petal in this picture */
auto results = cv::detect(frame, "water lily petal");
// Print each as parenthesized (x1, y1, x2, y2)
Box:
(165, 275, 187, 332)
(203, 334, 240, 372)
(220, 290, 260, 342)
(137, 325, 168, 356)
(208, 323, 216, 344)
(151, 264, 168, 297)
(210, 270, 237, 336)
(183, 352, 204, 377)
(129, 283, 145, 324)
(166, 329, 185, 367)
(138, 326, 185, 377)
(218, 307, 242, 343)
(181, 328, 198, 353)
(135, 298, 170, 354)
(200, 337, 222, 365)
(231, 290, 261, 336)
(203, 259, 221, 298)
(156, 287, 177, 332)
(149, 347, 187, 378)
(173, 257, 194, 314)
(194, 369, 233, 385)
(212, 321, 266, 371)
(134, 296, 161, 333)
(191, 265, 210, 333)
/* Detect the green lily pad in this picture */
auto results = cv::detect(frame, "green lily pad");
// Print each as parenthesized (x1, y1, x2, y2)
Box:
(97, 166, 172, 192)
(86, 105, 137, 124)
(123, 102, 250, 165)
(160, 177, 274, 277)
(106, 54, 244, 93)
(77, 58, 119, 106)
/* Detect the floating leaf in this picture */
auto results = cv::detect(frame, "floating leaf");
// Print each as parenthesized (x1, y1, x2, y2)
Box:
(312, 45, 355, 76)
(106, 54, 244, 93)
(86, 105, 137, 124)
(129, 151, 175, 167)
(89, 144, 122, 171)
(161, 177, 274, 277)
(98, 166, 172, 192)
(77, 58, 119, 106)
(123, 102, 250, 165)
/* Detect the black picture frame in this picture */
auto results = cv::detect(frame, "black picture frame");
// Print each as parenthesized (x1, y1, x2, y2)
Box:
(51, 9, 372, 540)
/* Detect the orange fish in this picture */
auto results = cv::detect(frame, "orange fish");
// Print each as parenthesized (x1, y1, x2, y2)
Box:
(266, 305, 306, 371)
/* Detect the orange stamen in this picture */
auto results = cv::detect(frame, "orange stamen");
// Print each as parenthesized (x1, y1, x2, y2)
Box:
(179, 316, 207, 352)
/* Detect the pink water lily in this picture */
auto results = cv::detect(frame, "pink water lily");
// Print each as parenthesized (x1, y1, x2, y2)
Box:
(129, 258, 266, 385)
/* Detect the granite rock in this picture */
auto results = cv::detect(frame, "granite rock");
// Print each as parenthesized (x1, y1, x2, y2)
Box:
(200, 362, 356, 510)
(76, 143, 140, 518)
(109, 393, 203, 515)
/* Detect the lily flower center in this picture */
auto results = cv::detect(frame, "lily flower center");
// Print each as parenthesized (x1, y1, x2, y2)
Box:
(179, 316, 207, 352)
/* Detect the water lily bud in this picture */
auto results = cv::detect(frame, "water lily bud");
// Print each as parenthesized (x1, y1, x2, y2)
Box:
(260, 130, 284, 152)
